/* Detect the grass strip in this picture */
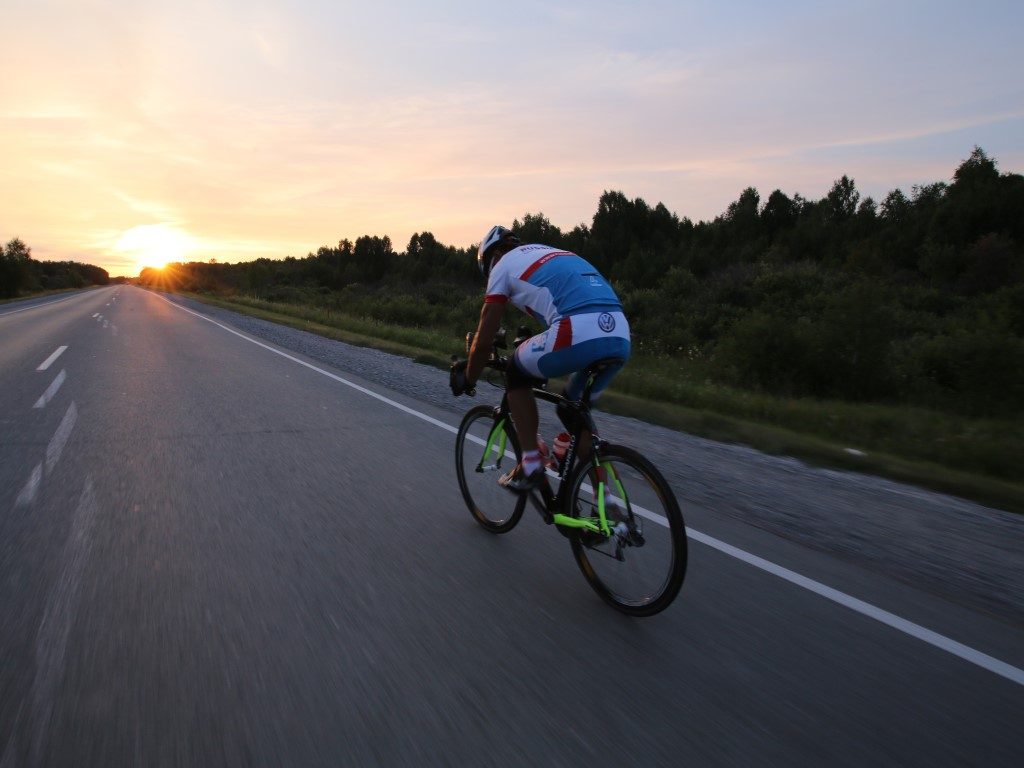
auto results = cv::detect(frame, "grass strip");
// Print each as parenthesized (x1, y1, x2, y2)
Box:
(177, 290, 1024, 514)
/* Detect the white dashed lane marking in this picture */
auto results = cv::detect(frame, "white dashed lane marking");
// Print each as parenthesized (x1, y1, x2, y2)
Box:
(14, 404, 79, 509)
(22, 480, 98, 766)
(33, 370, 66, 409)
(37, 346, 68, 371)
(15, 464, 43, 508)
(46, 402, 77, 474)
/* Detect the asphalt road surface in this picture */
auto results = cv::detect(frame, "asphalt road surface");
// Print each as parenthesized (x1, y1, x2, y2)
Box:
(1, 286, 1021, 767)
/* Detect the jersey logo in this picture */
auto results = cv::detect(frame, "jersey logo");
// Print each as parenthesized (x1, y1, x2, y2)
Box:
(598, 313, 616, 332)
(589, 276, 602, 287)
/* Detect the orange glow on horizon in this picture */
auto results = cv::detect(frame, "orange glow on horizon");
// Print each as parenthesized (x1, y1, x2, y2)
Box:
(1, 2, 1020, 278)
(116, 225, 193, 274)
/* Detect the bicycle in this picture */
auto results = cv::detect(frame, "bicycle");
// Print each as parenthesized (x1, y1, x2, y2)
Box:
(453, 328, 688, 616)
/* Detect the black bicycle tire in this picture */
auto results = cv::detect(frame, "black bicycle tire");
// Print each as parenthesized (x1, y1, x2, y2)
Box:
(565, 444, 687, 616)
(455, 404, 527, 533)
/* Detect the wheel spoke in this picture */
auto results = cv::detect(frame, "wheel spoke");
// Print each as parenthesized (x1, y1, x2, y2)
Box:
(456, 406, 525, 533)
(568, 446, 687, 615)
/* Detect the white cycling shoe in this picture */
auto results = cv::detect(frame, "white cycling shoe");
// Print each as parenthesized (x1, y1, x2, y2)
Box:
(498, 464, 545, 493)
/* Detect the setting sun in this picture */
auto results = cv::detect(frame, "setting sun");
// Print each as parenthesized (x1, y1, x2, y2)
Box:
(116, 225, 193, 272)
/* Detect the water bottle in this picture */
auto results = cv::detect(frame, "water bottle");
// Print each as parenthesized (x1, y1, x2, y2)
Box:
(537, 435, 557, 470)
(552, 432, 571, 465)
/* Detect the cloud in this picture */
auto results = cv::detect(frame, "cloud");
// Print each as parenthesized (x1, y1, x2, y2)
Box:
(1, 1, 1022, 274)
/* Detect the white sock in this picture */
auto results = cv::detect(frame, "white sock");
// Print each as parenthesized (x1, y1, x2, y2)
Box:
(521, 450, 543, 475)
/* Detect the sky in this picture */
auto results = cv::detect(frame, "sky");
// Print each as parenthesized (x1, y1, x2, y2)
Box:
(1, 0, 1022, 277)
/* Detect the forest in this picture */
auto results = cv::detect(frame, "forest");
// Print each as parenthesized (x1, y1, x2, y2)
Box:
(0, 238, 109, 297)
(140, 148, 1024, 423)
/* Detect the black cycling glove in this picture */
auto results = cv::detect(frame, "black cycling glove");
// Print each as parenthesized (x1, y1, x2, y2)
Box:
(449, 359, 475, 396)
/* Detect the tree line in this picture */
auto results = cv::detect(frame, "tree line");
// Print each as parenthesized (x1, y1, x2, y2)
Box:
(0, 238, 109, 297)
(140, 147, 1023, 419)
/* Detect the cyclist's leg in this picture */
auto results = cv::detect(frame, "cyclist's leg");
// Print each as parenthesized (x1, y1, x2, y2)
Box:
(556, 344, 629, 461)
(507, 387, 538, 456)
(500, 350, 548, 490)
(555, 338, 631, 513)
(514, 314, 631, 476)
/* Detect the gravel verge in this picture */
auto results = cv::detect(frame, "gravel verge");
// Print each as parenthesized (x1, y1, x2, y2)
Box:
(164, 292, 1024, 627)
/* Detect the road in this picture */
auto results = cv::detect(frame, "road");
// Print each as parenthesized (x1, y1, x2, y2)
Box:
(1, 285, 1021, 767)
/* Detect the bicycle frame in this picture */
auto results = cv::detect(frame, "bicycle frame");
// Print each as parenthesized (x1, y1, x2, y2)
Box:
(477, 385, 629, 539)
(457, 338, 686, 615)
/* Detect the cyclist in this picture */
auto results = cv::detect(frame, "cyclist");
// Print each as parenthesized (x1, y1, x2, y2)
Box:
(451, 225, 631, 492)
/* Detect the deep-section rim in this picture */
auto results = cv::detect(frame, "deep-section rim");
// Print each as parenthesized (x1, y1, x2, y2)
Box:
(455, 404, 526, 534)
(566, 444, 687, 616)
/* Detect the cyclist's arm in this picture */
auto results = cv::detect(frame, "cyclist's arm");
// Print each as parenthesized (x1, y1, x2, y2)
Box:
(466, 300, 506, 384)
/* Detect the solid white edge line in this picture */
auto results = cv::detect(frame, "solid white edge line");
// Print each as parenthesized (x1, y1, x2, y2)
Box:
(685, 530, 1024, 687)
(155, 293, 459, 435)
(0, 294, 78, 317)
(33, 369, 67, 409)
(155, 292, 1024, 688)
(37, 345, 68, 371)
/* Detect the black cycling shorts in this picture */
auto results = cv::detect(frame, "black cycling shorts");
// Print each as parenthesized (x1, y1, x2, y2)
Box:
(505, 356, 547, 391)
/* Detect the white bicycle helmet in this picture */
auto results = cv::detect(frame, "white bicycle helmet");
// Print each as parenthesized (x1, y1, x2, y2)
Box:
(477, 225, 519, 279)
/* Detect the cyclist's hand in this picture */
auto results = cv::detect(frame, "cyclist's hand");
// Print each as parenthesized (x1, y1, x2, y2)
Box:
(449, 358, 475, 397)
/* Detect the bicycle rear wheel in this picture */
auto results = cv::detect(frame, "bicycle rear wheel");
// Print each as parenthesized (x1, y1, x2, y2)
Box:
(455, 405, 526, 533)
(565, 445, 687, 616)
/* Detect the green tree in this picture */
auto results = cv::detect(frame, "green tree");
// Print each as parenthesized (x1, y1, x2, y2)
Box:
(825, 175, 860, 221)
(0, 238, 33, 297)
(760, 189, 797, 236)
(958, 233, 1021, 295)
(511, 213, 564, 246)
(880, 189, 909, 223)
(352, 235, 394, 282)
(724, 187, 761, 247)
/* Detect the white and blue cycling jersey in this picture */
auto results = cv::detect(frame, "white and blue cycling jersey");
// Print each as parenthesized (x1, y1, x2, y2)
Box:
(485, 244, 631, 400)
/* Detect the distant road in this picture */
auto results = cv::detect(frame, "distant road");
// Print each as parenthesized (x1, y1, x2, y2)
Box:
(1, 285, 1021, 767)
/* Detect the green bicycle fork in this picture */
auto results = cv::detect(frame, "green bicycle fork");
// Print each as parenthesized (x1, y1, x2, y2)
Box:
(550, 459, 628, 537)
(477, 419, 508, 472)
(478, 425, 630, 540)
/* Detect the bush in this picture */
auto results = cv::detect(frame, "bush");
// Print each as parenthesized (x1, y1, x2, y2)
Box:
(715, 311, 814, 395)
(896, 331, 1024, 417)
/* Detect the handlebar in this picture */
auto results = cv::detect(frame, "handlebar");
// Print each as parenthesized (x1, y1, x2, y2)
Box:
(451, 326, 533, 395)
(464, 326, 531, 362)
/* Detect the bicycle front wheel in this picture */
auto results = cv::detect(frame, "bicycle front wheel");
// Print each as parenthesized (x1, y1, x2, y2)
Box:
(565, 445, 687, 616)
(455, 405, 526, 533)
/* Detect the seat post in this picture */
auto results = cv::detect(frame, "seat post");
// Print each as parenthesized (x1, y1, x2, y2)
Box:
(579, 357, 626, 405)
